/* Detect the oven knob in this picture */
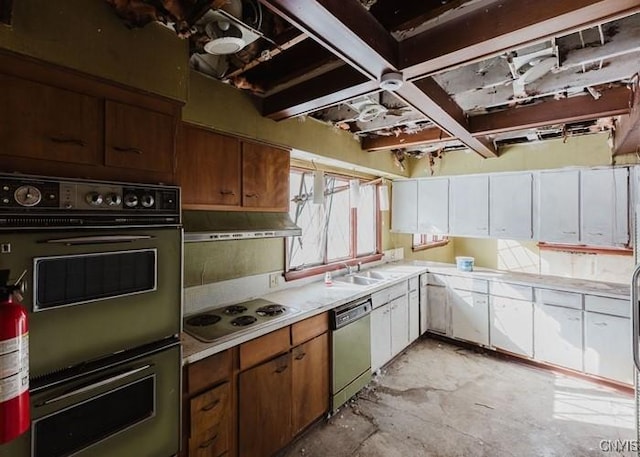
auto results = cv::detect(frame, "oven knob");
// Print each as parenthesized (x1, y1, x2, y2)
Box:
(123, 193, 139, 208)
(85, 192, 103, 206)
(140, 193, 155, 208)
(105, 193, 122, 206)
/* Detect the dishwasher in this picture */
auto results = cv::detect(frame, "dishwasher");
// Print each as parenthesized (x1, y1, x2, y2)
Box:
(331, 296, 372, 411)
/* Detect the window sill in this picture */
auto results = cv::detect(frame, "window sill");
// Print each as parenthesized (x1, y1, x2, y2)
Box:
(537, 242, 632, 256)
(284, 253, 384, 282)
(412, 240, 450, 252)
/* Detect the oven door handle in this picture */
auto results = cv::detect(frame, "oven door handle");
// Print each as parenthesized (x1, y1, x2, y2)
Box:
(43, 235, 155, 246)
(42, 364, 152, 405)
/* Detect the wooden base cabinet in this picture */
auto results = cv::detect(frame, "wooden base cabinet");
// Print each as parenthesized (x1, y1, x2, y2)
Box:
(189, 383, 231, 457)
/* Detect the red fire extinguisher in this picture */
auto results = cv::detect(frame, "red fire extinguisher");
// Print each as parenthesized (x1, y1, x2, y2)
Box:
(0, 269, 29, 444)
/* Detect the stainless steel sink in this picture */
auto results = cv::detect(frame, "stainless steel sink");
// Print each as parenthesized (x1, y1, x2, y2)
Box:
(336, 274, 383, 286)
(358, 271, 391, 280)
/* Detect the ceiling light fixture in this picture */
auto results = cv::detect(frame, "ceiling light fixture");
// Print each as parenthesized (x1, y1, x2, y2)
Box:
(379, 71, 404, 91)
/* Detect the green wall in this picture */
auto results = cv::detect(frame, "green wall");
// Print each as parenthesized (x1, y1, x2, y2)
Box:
(0, 0, 188, 100)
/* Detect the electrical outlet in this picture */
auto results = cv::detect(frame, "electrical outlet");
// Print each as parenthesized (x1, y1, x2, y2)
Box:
(269, 273, 279, 289)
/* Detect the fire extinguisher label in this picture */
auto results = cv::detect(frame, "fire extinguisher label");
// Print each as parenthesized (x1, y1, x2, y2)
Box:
(0, 333, 28, 402)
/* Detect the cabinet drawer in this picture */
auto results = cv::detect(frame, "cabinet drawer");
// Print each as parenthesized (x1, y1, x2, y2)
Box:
(426, 273, 447, 286)
(190, 382, 230, 436)
(187, 350, 232, 395)
(240, 327, 290, 370)
(372, 289, 390, 309)
(189, 428, 228, 457)
(447, 276, 488, 294)
(490, 282, 533, 301)
(291, 313, 329, 346)
(388, 282, 408, 301)
(408, 277, 419, 292)
(584, 295, 630, 318)
(536, 288, 582, 309)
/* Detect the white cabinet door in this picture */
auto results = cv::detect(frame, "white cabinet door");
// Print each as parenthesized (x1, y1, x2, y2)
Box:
(584, 313, 632, 384)
(489, 173, 533, 239)
(419, 283, 428, 335)
(534, 304, 583, 371)
(449, 175, 489, 237)
(409, 290, 420, 342)
(370, 304, 392, 373)
(391, 180, 418, 233)
(537, 170, 580, 243)
(489, 296, 533, 357)
(390, 295, 409, 357)
(449, 289, 489, 345)
(427, 285, 448, 334)
(580, 168, 629, 247)
(417, 178, 449, 234)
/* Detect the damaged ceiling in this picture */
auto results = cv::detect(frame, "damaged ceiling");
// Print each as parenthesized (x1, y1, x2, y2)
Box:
(107, 0, 640, 160)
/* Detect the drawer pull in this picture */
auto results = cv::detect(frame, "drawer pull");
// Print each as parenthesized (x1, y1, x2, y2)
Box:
(113, 145, 143, 154)
(49, 136, 86, 147)
(295, 352, 306, 361)
(275, 364, 288, 374)
(593, 322, 608, 327)
(245, 193, 259, 198)
(199, 434, 218, 449)
(220, 190, 236, 196)
(201, 399, 220, 412)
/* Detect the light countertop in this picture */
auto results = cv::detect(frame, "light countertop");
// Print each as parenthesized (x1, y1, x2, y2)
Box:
(182, 261, 630, 364)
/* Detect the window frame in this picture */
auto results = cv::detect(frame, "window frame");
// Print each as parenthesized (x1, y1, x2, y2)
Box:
(284, 167, 383, 281)
(412, 233, 449, 252)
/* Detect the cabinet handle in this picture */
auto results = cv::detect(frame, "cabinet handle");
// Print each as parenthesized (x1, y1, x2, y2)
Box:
(295, 352, 306, 360)
(220, 190, 236, 196)
(245, 193, 259, 198)
(587, 232, 604, 236)
(201, 398, 220, 412)
(113, 146, 143, 155)
(275, 364, 288, 374)
(561, 231, 577, 235)
(593, 322, 608, 327)
(49, 136, 86, 147)
(199, 434, 218, 449)
(567, 317, 581, 321)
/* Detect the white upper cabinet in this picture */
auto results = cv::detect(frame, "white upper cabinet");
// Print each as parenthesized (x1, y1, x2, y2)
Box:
(537, 169, 580, 243)
(417, 178, 449, 234)
(449, 175, 489, 237)
(489, 173, 533, 239)
(580, 168, 629, 247)
(391, 180, 418, 233)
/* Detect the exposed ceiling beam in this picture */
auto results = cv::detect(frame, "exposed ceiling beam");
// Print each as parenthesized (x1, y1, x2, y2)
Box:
(613, 81, 639, 156)
(470, 85, 632, 135)
(400, 0, 640, 80)
(362, 127, 452, 152)
(363, 85, 631, 150)
(396, 77, 498, 157)
(262, 65, 380, 120)
(369, 0, 475, 32)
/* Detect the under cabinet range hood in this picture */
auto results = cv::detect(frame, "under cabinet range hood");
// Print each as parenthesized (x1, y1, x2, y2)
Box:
(182, 211, 302, 242)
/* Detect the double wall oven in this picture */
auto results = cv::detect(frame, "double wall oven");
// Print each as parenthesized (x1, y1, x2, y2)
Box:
(0, 174, 182, 457)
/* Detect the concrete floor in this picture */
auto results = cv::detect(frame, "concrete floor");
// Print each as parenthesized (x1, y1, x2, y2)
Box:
(282, 338, 636, 457)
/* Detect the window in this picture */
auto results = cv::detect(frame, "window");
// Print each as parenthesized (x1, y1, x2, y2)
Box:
(286, 169, 382, 279)
(412, 233, 449, 251)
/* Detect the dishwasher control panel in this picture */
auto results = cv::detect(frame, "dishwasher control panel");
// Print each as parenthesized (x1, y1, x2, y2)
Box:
(331, 297, 372, 330)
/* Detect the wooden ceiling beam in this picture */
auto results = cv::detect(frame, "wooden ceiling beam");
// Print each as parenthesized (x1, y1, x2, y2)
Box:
(362, 127, 452, 152)
(470, 85, 632, 135)
(400, 0, 640, 80)
(369, 0, 475, 32)
(613, 81, 639, 156)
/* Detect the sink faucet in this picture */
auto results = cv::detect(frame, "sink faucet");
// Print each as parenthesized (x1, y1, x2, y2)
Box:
(341, 263, 355, 275)
(357, 262, 362, 273)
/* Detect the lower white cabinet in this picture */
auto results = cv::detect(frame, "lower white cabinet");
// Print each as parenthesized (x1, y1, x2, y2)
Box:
(409, 289, 420, 342)
(390, 295, 410, 357)
(419, 275, 428, 334)
(427, 285, 448, 334)
(449, 289, 489, 345)
(584, 312, 633, 384)
(534, 304, 583, 371)
(371, 305, 392, 373)
(489, 296, 533, 357)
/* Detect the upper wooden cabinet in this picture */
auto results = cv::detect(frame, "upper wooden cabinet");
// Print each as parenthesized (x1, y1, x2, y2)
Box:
(177, 126, 242, 209)
(242, 141, 290, 211)
(105, 101, 175, 174)
(0, 74, 101, 165)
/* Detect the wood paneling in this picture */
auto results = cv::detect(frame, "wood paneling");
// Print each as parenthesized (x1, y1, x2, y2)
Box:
(241, 142, 290, 210)
(178, 125, 241, 208)
(291, 333, 329, 435)
(291, 312, 329, 346)
(105, 100, 175, 173)
(189, 382, 230, 457)
(0, 74, 101, 165)
(239, 353, 292, 457)
(239, 327, 290, 370)
(187, 349, 232, 395)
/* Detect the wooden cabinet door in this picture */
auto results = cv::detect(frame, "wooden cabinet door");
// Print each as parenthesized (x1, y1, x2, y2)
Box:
(537, 170, 580, 243)
(489, 296, 533, 357)
(390, 294, 410, 357)
(0, 74, 101, 165)
(241, 142, 290, 210)
(105, 100, 175, 173)
(584, 312, 632, 384)
(189, 382, 230, 457)
(417, 178, 449, 234)
(178, 126, 241, 208)
(489, 172, 533, 239)
(391, 180, 418, 233)
(534, 304, 583, 371)
(450, 289, 489, 345)
(370, 305, 392, 372)
(449, 175, 489, 237)
(239, 353, 292, 457)
(291, 333, 329, 435)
